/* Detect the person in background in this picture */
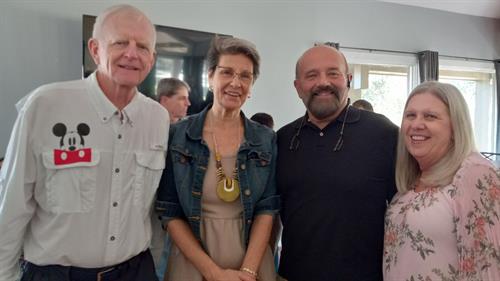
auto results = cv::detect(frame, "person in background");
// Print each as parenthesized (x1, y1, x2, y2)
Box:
(156, 36, 278, 281)
(0, 5, 167, 281)
(352, 98, 374, 112)
(152, 77, 192, 280)
(157, 78, 191, 123)
(383, 81, 500, 280)
(276, 45, 398, 281)
(250, 112, 274, 130)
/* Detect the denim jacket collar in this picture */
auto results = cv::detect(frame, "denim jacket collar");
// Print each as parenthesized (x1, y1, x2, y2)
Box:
(186, 104, 263, 147)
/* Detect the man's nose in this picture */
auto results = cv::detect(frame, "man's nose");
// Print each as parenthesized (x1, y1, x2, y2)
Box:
(123, 43, 139, 58)
(318, 73, 331, 86)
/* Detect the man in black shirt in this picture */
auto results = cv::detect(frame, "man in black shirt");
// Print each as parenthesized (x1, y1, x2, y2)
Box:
(277, 45, 398, 281)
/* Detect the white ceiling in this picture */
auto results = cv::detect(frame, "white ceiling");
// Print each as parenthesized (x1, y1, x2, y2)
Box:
(379, 0, 500, 19)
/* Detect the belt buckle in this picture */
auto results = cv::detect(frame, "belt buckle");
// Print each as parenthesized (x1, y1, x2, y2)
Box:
(96, 267, 115, 281)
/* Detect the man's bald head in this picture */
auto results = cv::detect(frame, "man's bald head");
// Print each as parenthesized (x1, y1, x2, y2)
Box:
(295, 45, 349, 79)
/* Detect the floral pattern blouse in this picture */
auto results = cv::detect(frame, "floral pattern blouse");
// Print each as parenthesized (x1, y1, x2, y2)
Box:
(383, 152, 500, 281)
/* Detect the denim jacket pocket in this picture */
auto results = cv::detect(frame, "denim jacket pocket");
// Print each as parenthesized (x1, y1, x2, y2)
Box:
(248, 151, 272, 166)
(133, 150, 165, 215)
(170, 146, 195, 189)
(42, 149, 100, 213)
(246, 150, 272, 191)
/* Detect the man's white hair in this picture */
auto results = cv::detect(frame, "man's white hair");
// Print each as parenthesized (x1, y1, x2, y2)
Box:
(92, 4, 156, 47)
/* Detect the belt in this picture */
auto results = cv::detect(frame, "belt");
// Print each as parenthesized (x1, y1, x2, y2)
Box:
(25, 250, 148, 281)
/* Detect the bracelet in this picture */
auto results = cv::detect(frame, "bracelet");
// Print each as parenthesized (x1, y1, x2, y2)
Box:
(240, 267, 258, 279)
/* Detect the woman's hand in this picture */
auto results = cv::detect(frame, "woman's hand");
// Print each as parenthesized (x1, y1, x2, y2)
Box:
(238, 270, 258, 281)
(207, 268, 256, 281)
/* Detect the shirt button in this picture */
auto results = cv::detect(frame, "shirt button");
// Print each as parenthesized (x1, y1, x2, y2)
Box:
(115, 168, 120, 173)
(319, 132, 324, 136)
(117, 134, 122, 139)
(240, 164, 246, 170)
(246, 219, 252, 224)
(114, 111, 119, 115)
(110, 236, 115, 241)
(244, 189, 251, 196)
(103, 117, 107, 121)
(112, 202, 118, 207)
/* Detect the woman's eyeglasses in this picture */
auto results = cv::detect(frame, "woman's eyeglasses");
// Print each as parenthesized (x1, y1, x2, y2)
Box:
(216, 66, 253, 84)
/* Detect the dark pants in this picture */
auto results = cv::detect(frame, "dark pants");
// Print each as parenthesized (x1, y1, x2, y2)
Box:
(21, 250, 159, 281)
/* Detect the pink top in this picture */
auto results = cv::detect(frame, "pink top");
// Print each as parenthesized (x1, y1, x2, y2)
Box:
(384, 152, 500, 281)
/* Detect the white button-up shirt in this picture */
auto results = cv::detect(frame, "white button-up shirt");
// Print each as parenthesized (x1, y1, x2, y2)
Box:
(0, 73, 169, 280)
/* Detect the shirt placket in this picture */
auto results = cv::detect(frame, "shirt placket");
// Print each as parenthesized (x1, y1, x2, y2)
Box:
(104, 111, 126, 263)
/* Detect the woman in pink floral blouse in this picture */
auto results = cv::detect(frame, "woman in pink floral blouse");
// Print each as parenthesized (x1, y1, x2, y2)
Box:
(384, 81, 500, 281)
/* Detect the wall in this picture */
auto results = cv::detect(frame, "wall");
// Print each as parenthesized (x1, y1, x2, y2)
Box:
(1, 0, 499, 156)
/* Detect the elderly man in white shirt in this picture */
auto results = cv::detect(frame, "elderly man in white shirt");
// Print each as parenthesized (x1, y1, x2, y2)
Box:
(0, 4, 168, 281)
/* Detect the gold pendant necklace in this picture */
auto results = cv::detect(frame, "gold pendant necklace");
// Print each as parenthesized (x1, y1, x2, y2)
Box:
(210, 111, 241, 202)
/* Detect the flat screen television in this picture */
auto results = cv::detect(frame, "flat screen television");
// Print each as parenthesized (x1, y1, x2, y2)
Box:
(82, 15, 231, 114)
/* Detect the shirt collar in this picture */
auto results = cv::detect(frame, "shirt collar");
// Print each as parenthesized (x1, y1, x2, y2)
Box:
(121, 93, 142, 126)
(86, 72, 142, 125)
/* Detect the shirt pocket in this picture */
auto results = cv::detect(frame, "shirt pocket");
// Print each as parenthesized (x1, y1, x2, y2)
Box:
(133, 150, 166, 214)
(41, 149, 100, 213)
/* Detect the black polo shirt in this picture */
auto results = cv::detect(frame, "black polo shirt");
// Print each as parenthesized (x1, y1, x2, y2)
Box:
(277, 105, 398, 281)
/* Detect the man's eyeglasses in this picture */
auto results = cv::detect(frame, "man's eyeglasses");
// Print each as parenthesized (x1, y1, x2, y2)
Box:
(289, 106, 350, 152)
(216, 66, 253, 84)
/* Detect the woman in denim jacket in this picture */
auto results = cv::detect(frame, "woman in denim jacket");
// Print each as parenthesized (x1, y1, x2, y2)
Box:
(156, 36, 279, 281)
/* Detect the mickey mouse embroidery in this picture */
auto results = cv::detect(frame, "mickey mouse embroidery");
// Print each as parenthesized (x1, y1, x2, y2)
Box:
(52, 123, 92, 165)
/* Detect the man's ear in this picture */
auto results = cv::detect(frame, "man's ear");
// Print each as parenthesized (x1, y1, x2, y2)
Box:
(88, 38, 100, 65)
(159, 95, 169, 106)
(347, 73, 353, 88)
(149, 50, 157, 69)
(294, 79, 302, 99)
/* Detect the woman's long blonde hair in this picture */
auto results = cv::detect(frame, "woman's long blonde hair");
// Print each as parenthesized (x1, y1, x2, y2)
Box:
(395, 81, 476, 192)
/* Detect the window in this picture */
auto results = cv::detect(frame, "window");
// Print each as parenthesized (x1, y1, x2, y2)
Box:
(344, 50, 418, 126)
(439, 58, 497, 153)
(344, 50, 497, 154)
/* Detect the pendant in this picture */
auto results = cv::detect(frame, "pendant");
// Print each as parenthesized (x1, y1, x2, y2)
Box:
(216, 177, 240, 202)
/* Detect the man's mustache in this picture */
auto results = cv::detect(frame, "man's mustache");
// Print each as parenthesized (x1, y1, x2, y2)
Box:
(311, 85, 341, 98)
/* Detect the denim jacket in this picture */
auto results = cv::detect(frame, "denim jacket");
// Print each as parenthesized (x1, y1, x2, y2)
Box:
(155, 106, 279, 245)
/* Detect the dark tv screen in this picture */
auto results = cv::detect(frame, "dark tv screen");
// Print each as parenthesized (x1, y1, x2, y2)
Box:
(82, 15, 230, 114)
